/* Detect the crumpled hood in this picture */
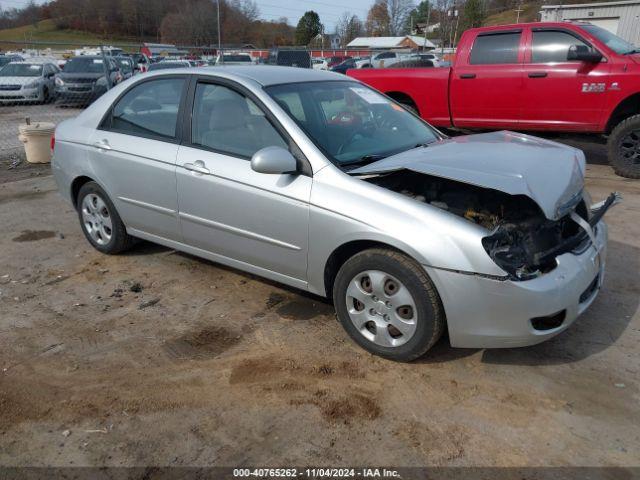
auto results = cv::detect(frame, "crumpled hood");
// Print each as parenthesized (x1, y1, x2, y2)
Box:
(350, 131, 586, 220)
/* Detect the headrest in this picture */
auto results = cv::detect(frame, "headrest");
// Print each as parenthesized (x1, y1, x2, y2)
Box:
(209, 98, 248, 130)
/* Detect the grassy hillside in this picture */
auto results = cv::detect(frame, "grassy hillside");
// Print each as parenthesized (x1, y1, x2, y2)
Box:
(0, 19, 143, 49)
(483, 2, 542, 26)
(482, 0, 626, 27)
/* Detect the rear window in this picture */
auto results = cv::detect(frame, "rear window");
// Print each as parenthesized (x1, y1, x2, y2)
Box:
(470, 32, 521, 64)
(223, 55, 252, 62)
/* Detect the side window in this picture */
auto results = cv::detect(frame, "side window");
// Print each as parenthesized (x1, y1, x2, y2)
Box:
(532, 30, 590, 63)
(470, 32, 521, 65)
(191, 83, 288, 158)
(109, 78, 185, 139)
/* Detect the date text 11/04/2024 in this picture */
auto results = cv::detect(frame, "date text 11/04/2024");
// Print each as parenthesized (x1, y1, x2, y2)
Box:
(232, 468, 401, 478)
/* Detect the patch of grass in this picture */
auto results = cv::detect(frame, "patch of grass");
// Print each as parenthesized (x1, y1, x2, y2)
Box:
(483, 2, 542, 26)
(0, 19, 144, 50)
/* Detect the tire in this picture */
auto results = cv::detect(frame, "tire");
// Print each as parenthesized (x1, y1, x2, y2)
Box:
(608, 114, 640, 179)
(333, 248, 445, 362)
(76, 182, 135, 254)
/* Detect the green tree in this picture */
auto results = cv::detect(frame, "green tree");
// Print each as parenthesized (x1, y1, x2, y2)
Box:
(407, 1, 431, 32)
(295, 10, 322, 45)
(461, 0, 486, 31)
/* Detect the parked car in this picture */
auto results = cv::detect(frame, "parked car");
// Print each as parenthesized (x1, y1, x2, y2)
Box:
(312, 57, 326, 70)
(408, 53, 442, 66)
(369, 51, 403, 68)
(350, 21, 640, 178)
(0, 60, 59, 104)
(327, 55, 351, 69)
(51, 66, 617, 361)
(147, 61, 191, 71)
(266, 49, 311, 68)
(115, 56, 135, 79)
(0, 54, 25, 69)
(213, 53, 254, 65)
(129, 53, 150, 73)
(330, 58, 358, 75)
(331, 57, 376, 74)
(55, 55, 122, 106)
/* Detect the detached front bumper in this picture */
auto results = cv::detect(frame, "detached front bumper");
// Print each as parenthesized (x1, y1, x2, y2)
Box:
(426, 220, 608, 349)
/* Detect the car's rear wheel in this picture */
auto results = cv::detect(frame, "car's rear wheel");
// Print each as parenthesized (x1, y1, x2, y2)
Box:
(608, 114, 640, 179)
(77, 182, 135, 254)
(333, 248, 445, 362)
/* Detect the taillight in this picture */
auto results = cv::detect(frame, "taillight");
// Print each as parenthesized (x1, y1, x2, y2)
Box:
(50, 133, 55, 152)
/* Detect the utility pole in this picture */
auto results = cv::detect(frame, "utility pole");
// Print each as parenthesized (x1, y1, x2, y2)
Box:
(217, 0, 223, 64)
(515, 0, 524, 23)
(423, 1, 431, 50)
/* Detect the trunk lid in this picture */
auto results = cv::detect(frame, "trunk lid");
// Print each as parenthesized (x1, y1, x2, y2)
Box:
(350, 131, 585, 220)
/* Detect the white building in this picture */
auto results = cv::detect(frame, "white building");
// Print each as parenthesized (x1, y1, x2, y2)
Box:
(346, 35, 436, 50)
(540, 0, 640, 45)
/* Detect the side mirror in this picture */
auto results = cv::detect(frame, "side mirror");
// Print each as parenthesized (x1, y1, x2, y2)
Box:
(568, 45, 603, 63)
(250, 146, 297, 175)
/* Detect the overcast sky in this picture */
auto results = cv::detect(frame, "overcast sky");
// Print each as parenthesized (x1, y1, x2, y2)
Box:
(0, 0, 378, 30)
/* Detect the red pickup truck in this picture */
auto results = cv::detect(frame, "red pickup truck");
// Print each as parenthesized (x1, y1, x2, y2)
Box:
(349, 21, 640, 178)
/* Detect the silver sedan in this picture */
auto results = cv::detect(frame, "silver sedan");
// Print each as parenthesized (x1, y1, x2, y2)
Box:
(51, 66, 618, 361)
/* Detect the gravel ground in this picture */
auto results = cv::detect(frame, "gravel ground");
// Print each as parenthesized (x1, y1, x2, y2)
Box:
(0, 163, 638, 469)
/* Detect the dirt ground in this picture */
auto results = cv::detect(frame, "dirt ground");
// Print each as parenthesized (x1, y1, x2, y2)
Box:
(0, 160, 638, 469)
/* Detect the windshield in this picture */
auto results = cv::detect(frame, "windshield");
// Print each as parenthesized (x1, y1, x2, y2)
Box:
(266, 81, 439, 167)
(0, 64, 42, 77)
(64, 57, 105, 73)
(582, 24, 636, 54)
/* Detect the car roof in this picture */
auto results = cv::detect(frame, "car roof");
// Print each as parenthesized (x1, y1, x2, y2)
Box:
(471, 20, 595, 31)
(179, 65, 349, 86)
(11, 60, 52, 65)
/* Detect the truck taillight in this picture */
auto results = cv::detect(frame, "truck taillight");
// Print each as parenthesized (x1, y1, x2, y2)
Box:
(50, 133, 55, 152)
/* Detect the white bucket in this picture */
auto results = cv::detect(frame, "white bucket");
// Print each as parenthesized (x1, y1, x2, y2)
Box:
(18, 122, 56, 164)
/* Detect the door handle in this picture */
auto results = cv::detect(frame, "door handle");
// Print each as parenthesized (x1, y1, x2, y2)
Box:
(183, 160, 210, 175)
(93, 140, 111, 151)
(528, 72, 548, 78)
(460, 73, 476, 79)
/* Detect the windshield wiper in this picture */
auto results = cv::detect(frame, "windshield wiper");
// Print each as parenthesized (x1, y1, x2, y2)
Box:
(624, 48, 640, 55)
(342, 154, 388, 170)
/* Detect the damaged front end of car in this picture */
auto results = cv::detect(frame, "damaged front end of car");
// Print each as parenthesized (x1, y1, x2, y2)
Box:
(356, 169, 620, 281)
(480, 190, 621, 280)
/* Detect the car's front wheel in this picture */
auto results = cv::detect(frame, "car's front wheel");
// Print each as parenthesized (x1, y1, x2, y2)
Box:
(77, 182, 135, 254)
(333, 248, 445, 362)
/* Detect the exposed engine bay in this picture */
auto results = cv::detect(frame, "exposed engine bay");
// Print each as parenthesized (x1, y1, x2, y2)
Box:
(364, 170, 619, 280)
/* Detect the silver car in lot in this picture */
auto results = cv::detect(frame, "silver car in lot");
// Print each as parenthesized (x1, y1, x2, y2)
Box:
(0, 60, 59, 104)
(51, 66, 618, 361)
